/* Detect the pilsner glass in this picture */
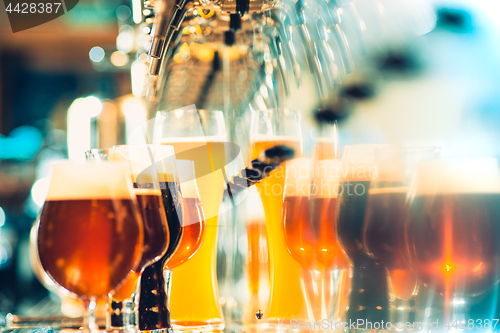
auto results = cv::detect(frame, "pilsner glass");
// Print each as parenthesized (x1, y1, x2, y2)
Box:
(37, 162, 144, 333)
(153, 108, 227, 331)
(108, 145, 174, 332)
(406, 158, 500, 323)
(249, 109, 309, 328)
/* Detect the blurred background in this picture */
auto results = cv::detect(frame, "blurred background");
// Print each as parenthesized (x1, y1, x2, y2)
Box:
(2, 0, 500, 319)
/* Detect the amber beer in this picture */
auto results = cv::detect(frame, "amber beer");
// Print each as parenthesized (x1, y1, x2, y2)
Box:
(38, 163, 143, 300)
(363, 187, 417, 299)
(310, 160, 349, 270)
(166, 162, 205, 269)
(250, 137, 308, 323)
(282, 159, 315, 269)
(282, 196, 315, 269)
(407, 158, 500, 297)
(164, 140, 226, 329)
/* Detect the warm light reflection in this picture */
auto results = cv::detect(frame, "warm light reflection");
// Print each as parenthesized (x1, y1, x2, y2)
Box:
(121, 95, 147, 144)
(442, 258, 456, 281)
(111, 51, 129, 67)
(67, 96, 102, 161)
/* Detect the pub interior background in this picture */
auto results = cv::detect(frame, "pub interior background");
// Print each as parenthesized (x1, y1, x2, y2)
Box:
(1, 0, 500, 326)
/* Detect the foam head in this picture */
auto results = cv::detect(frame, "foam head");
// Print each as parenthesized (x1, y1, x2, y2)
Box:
(412, 157, 500, 196)
(284, 158, 313, 197)
(312, 159, 342, 198)
(109, 145, 177, 184)
(45, 162, 135, 200)
(176, 160, 199, 199)
(340, 144, 404, 182)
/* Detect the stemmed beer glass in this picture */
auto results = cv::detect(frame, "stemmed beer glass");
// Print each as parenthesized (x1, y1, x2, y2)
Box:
(37, 162, 144, 332)
(281, 158, 350, 323)
(406, 157, 500, 325)
(335, 144, 394, 325)
(362, 146, 439, 324)
(107, 145, 175, 332)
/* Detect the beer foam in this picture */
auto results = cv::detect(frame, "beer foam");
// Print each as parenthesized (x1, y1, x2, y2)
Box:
(284, 158, 313, 197)
(176, 160, 199, 199)
(412, 158, 500, 195)
(251, 135, 301, 144)
(45, 162, 135, 200)
(312, 159, 342, 198)
(369, 187, 409, 195)
(109, 145, 177, 183)
(340, 144, 404, 182)
(134, 188, 162, 196)
(160, 136, 225, 143)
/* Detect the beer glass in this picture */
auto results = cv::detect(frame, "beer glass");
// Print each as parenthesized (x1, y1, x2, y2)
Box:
(282, 159, 350, 323)
(153, 108, 227, 331)
(406, 158, 500, 323)
(37, 162, 144, 333)
(281, 158, 319, 322)
(310, 159, 351, 322)
(108, 145, 174, 332)
(249, 109, 309, 328)
(336, 144, 395, 325)
(362, 146, 439, 323)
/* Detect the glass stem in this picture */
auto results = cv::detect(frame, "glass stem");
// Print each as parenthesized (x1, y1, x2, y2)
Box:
(138, 262, 172, 331)
(330, 268, 349, 323)
(83, 297, 99, 333)
(392, 297, 416, 324)
(107, 276, 141, 332)
(299, 268, 319, 321)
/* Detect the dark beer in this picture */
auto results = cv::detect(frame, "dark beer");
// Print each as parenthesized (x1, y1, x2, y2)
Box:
(363, 187, 417, 298)
(135, 188, 170, 270)
(111, 188, 170, 302)
(38, 199, 143, 299)
(408, 193, 500, 296)
(138, 180, 183, 330)
(336, 180, 389, 322)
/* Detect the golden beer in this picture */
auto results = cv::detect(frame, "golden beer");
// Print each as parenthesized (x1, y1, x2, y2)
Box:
(249, 137, 309, 323)
(164, 140, 226, 329)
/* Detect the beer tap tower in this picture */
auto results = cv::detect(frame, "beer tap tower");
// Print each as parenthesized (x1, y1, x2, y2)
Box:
(137, 0, 435, 123)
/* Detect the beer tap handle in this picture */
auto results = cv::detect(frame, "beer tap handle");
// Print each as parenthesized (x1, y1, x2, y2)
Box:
(226, 145, 295, 195)
(269, 35, 291, 96)
(270, 12, 302, 87)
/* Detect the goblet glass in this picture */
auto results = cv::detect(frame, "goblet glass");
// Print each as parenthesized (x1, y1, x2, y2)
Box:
(37, 162, 144, 333)
(407, 157, 500, 325)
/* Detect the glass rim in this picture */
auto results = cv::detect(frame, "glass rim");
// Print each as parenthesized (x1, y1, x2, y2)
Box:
(156, 108, 224, 116)
(251, 108, 301, 115)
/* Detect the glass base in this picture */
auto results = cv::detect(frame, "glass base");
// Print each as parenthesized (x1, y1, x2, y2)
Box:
(172, 320, 225, 332)
(139, 329, 173, 333)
